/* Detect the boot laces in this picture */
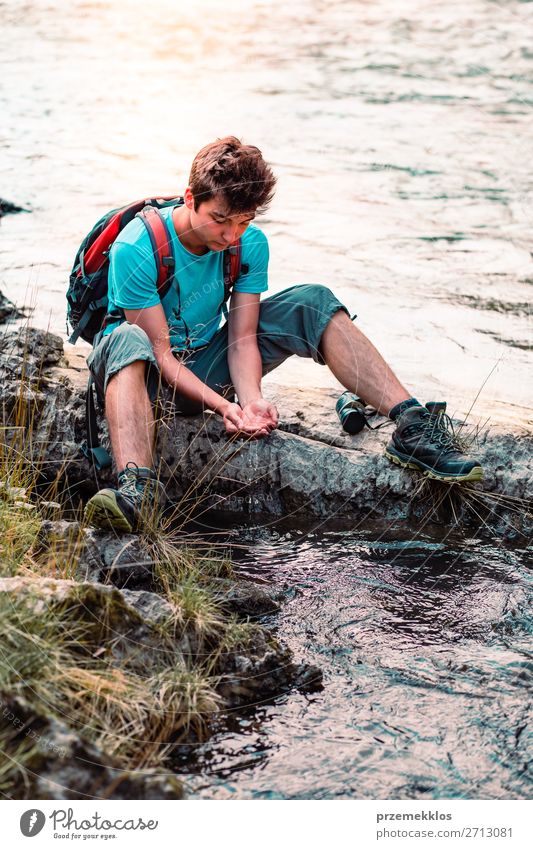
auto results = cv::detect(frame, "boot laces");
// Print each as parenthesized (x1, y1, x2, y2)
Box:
(419, 410, 462, 453)
(118, 462, 153, 501)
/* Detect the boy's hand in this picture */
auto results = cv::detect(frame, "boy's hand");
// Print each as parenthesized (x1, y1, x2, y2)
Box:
(241, 399, 278, 434)
(222, 400, 278, 438)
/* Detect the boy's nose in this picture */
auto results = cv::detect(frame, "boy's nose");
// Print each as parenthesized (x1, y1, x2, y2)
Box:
(222, 224, 238, 244)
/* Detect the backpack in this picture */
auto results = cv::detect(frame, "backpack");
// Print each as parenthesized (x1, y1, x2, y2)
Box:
(67, 195, 246, 470)
(67, 195, 244, 344)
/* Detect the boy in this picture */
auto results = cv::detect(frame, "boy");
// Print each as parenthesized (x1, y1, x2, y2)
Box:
(84, 137, 482, 532)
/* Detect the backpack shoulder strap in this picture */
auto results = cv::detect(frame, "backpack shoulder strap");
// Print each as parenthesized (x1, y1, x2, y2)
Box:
(136, 205, 176, 299)
(223, 238, 247, 302)
(81, 372, 112, 472)
(228, 239, 242, 287)
(220, 237, 251, 319)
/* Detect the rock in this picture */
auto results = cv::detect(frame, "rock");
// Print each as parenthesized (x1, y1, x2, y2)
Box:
(39, 519, 285, 616)
(75, 528, 155, 587)
(0, 577, 189, 797)
(293, 662, 324, 691)
(119, 587, 176, 626)
(208, 577, 283, 617)
(0, 575, 175, 673)
(0, 694, 184, 800)
(216, 626, 323, 705)
(0, 328, 66, 434)
(1, 325, 531, 534)
(0, 290, 23, 322)
(0, 326, 64, 369)
(0, 198, 29, 217)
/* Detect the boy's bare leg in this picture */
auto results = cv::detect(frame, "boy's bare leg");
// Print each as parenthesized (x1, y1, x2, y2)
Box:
(84, 361, 160, 532)
(105, 360, 155, 470)
(320, 310, 410, 415)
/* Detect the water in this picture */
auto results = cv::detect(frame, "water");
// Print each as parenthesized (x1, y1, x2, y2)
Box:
(1, 0, 532, 426)
(181, 522, 532, 799)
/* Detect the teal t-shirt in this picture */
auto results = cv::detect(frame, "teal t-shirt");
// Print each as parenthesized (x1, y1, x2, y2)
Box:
(104, 205, 269, 350)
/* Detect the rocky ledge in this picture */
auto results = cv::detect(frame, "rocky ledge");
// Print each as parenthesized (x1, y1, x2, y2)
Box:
(1, 325, 531, 539)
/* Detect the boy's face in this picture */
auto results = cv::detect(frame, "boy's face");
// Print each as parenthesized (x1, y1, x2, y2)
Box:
(184, 188, 256, 252)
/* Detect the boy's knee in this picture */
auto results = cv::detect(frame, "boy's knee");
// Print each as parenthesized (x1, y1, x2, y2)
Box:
(103, 323, 155, 370)
(289, 283, 336, 308)
(89, 322, 159, 405)
(307, 283, 335, 300)
(109, 321, 152, 351)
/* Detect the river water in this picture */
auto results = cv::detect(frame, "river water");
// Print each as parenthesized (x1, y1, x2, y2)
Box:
(181, 521, 532, 799)
(1, 0, 532, 799)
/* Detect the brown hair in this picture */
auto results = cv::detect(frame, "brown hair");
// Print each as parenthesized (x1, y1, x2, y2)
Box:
(188, 136, 277, 214)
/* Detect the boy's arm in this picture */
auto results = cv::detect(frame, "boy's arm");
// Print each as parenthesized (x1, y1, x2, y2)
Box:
(227, 292, 278, 431)
(123, 304, 269, 436)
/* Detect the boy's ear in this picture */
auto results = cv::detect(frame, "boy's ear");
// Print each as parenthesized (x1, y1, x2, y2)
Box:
(183, 187, 195, 209)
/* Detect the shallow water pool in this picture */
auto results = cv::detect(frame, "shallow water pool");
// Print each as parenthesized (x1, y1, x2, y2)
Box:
(179, 522, 532, 799)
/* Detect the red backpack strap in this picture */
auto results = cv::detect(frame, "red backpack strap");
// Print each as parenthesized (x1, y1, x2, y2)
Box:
(229, 238, 242, 285)
(223, 238, 242, 302)
(136, 206, 176, 298)
(82, 209, 125, 275)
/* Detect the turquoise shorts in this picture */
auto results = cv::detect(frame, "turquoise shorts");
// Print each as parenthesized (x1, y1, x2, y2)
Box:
(87, 284, 350, 414)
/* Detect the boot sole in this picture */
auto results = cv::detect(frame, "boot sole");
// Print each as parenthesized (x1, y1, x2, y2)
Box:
(385, 449, 484, 483)
(84, 491, 134, 533)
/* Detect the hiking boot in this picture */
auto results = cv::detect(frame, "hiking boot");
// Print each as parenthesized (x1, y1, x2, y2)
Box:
(385, 402, 483, 482)
(83, 463, 166, 533)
